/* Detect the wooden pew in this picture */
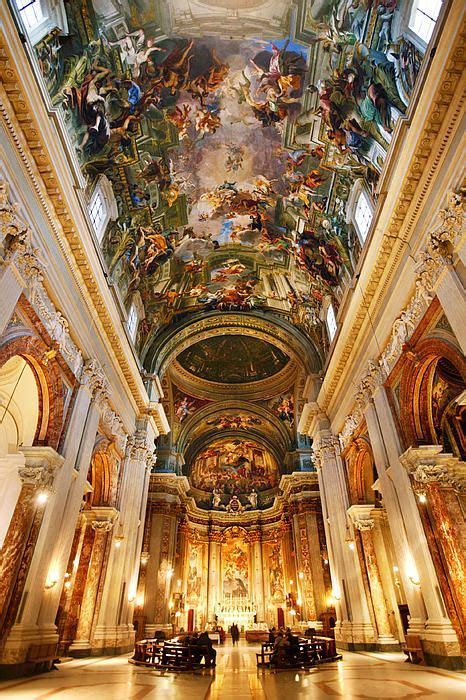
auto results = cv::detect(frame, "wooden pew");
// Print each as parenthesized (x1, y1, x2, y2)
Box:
(403, 635, 426, 665)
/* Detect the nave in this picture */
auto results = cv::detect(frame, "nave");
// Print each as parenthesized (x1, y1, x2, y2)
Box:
(0, 642, 465, 699)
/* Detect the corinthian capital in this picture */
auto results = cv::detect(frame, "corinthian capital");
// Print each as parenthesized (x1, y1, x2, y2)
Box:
(18, 463, 56, 489)
(312, 433, 341, 469)
(127, 429, 154, 464)
(92, 519, 114, 533)
(81, 359, 110, 402)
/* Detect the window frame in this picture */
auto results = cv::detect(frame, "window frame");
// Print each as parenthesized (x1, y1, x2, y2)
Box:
(127, 303, 139, 342)
(14, 0, 69, 45)
(326, 303, 337, 343)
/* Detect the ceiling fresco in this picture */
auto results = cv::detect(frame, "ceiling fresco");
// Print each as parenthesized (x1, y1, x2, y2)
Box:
(189, 437, 279, 511)
(176, 335, 290, 384)
(33, 0, 426, 509)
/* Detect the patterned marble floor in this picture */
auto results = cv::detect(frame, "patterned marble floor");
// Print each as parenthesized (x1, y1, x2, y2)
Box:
(0, 642, 464, 699)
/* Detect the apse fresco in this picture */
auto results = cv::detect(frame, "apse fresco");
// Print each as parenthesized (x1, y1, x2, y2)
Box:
(35, 0, 423, 357)
(189, 438, 278, 510)
(222, 534, 249, 598)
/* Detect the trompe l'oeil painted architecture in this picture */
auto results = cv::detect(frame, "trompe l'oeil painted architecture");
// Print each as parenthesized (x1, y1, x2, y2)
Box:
(0, 0, 465, 685)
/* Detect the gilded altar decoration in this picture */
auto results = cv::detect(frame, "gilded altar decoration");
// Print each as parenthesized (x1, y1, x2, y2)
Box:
(188, 437, 278, 510)
(268, 542, 285, 601)
(222, 532, 249, 599)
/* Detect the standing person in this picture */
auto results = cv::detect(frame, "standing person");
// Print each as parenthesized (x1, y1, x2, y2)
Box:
(231, 623, 240, 645)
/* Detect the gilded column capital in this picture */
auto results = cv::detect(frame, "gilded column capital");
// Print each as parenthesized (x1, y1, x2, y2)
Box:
(347, 504, 375, 531)
(312, 432, 341, 469)
(81, 359, 110, 400)
(18, 463, 56, 489)
(91, 520, 114, 533)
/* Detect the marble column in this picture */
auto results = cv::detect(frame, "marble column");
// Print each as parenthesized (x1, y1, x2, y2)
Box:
(435, 265, 466, 354)
(313, 426, 376, 649)
(371, 387, 461, 666)
(69, 510, 116, 655)
(0, 450, 62, 664)
(305, 504, 328, 620)
(145, 506, 179, 635)
(36, 380, 100, 632)
(291, 508, 317, 623)
(364, 399, 427, 632)
(207, 533, 222, 622)
(347, 506, 399, 649)
(249, 530, 265, 622)
(0, 455, 23, 549)
(93, 429, 152, 653)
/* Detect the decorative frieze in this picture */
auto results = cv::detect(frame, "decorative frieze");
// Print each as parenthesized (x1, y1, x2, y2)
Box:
(340, 191, 464, 446)
(18, 463, 57, 490)
(399, 446, 466, 494)
(0, 180, 83, 376)
(81, 359, 127, 453)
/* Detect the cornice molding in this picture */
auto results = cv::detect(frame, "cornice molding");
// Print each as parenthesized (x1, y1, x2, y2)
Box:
(0, 18, 160, 420)
(320, 11, 466, 413)
(338, 190, 464, 446)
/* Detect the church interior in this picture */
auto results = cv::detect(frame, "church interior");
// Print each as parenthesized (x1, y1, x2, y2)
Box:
(0, 0, 465, 697)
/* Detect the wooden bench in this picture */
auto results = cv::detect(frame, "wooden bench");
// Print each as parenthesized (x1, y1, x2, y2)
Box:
(403, 635, 426, 665)
(256, 642, 274, 666)
(257, 636, 342, 669)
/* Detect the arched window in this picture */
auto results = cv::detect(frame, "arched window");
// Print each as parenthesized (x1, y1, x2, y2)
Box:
(14, 0, 68, 44)
(88, 175, 118, 244)
(16, 0, 44, 31)
(127, 303, 139, 341)
(354, 189, 373, 243)
(326, 304, 337, 342)
(408, 0, 442, 44)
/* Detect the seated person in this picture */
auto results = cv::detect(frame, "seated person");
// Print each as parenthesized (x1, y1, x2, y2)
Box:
(268, 626, 277, 644)
(305, 627, 316, 638)
(286, 631, 300, 660)
(271, 631, 289, 666)
(196, 631, 217, 667)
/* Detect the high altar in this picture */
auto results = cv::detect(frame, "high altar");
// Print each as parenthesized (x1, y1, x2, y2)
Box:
(137, 474, 333, 637)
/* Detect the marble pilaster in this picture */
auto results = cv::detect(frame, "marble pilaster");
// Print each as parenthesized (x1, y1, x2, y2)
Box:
(313, 426, 376, 649)
(348, 505, 400, 649)
(371, 388, 461, 666)
(68, 509, 117, 656)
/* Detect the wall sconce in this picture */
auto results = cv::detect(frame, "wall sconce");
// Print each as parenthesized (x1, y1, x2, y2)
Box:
(290, 609, 296, 616)
(175, 611, 181, 618)
(418, 493, 427, 504)
(166, 567, 174, 580)
(114, 535, 124, 549)
(36, 491, 49, 506)
(168, 600, 174, 610)
(409, 575, 421, 587)
(296, 597, 302, 606)
(44, 575, 58, 590)
(64, 581, 72, 590)
(136, 594, 144, 608)
(128, 594, 136, 603)
(298, 571, 304, 580)
(347, 540, 355, 551)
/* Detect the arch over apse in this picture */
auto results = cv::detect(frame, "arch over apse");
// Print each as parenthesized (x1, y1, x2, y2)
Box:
(398, 337, 466, 457)
(0, 334, 65, 450)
